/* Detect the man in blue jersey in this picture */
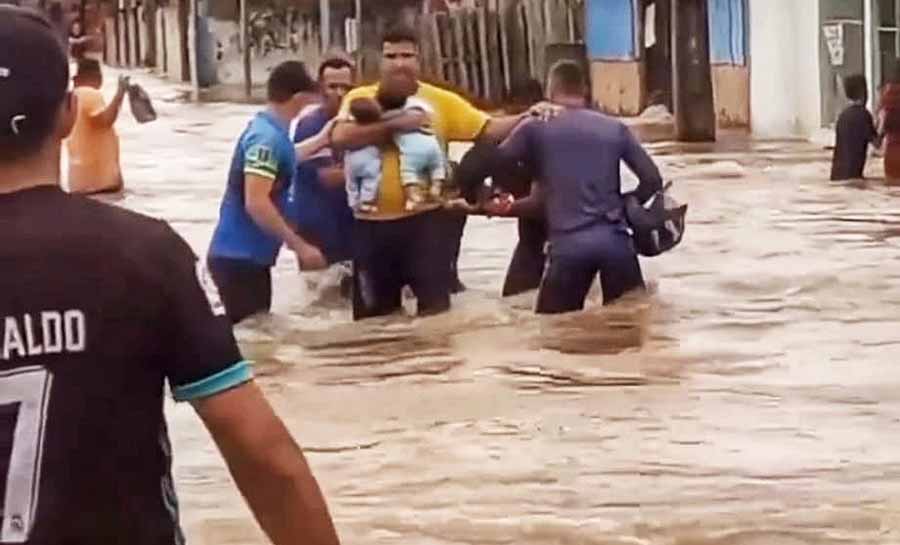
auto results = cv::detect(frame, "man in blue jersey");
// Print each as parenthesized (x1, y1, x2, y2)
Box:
(498, 61, 663, 313)
(208, 61, 332, 323)
(292, 56, 356, 267)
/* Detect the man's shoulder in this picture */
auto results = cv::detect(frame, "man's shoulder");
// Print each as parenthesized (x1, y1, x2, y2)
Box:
(346, 84, 379, 101)
(417, 82, 467, 106)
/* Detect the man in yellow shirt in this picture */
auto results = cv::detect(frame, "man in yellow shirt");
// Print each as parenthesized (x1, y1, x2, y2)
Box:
(333, 23, 548, 321)
(67, 58, 127, 194)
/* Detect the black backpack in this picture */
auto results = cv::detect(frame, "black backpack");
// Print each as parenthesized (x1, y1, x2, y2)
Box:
(624, 182, 687, 257)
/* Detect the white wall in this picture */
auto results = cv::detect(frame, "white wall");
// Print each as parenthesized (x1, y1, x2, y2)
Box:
(749, 0, 822, 138)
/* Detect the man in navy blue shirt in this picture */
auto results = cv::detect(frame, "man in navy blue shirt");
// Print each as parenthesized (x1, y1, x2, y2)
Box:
(208, 61, 332, 323)
(291, 57, 356, 267)
(499, 61, 663, 313)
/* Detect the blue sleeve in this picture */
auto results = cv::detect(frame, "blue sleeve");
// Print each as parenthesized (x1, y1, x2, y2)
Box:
(620, 123, 663, 203)
(242, 127, 283, 180)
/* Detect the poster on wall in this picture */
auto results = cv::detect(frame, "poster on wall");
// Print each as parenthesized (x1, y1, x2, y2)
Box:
(823, 23, 844, 66)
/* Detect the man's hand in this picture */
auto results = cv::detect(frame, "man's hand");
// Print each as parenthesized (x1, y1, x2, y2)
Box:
(483, 193, 514, 217)
(385, 110, 427, 132)
(528, 101, 564, 122)
(117, 75, 131, 96)
(443, 198, 479, 214)
(293, 241, 328, 271)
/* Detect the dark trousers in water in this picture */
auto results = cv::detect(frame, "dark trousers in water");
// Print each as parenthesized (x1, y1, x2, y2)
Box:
(207, 257, 272, 324)
(444, 213, 467, 289)
(502, 217, 548, 297)
(352, 209, 452, 321)
(535, 223, 645, 314)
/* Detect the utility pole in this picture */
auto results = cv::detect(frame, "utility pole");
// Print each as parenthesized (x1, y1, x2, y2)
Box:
(320, 0, 330, 53)
(241, 0, 251, 99)
(671, 0, 716, 141)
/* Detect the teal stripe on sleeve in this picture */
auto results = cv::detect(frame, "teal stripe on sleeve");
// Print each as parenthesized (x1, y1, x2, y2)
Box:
(173, 360, 254, 402)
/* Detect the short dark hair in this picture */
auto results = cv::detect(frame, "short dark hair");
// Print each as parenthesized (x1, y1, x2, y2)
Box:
(75, 58, 102, 80)
(318, 56, 354, 80)
(267, 61, 317, 103)
(549, 60, 587, 97)
(382, 22, 419, 48)
(844, 74, 868, 102)
(349, 97, 383, 125)
(508, 78, 544, 106)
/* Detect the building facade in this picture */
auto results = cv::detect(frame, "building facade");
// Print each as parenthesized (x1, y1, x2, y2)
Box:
(585, 0, 749, 129)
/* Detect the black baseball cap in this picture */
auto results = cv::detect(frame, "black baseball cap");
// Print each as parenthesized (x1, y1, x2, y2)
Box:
(0, 6, 69, 157)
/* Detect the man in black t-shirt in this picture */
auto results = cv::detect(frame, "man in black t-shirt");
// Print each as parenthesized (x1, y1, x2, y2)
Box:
(831, 74, 879, 181)
(0, 8, 340, 545)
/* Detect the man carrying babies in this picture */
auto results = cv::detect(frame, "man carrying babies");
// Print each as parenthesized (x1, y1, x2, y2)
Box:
(344, 71, 447, 213)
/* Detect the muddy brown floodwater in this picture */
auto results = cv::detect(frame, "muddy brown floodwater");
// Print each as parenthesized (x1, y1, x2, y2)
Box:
(87, 69, 900, 545)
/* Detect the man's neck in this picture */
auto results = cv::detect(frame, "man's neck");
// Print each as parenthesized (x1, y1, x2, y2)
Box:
(0, 147, 61, 194)
(268, 103, 297, 127)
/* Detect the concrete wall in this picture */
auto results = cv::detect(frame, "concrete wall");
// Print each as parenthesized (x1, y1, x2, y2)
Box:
(713, 64, 750, 126)
(205, 7, 324, 88)
(749, 0, 821, 138)
(591, 61, 644, 116)
(161, 5, 184, 81)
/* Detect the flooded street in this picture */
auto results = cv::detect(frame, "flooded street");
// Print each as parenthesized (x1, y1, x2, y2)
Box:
(99, 70, 900, 545)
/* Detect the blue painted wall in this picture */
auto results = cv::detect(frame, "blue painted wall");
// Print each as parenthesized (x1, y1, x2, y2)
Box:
(708, 0, 747, 65)
(586, 0, 636, 61)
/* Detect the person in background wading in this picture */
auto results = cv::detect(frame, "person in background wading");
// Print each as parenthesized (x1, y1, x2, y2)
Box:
(453, 78, 548, 297)
(878, 62, 900, 183)
(499, 61, 662, 313)
(291, 56, 357, 297)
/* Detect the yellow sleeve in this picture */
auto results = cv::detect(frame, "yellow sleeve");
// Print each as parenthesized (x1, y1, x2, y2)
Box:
(441, 91, 490, 142)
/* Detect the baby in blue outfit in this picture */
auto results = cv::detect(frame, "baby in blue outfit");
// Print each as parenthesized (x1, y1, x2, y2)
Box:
(344, 75, 446, 213)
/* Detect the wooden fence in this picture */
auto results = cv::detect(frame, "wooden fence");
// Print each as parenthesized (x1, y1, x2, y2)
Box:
(418, 0, 585, 103)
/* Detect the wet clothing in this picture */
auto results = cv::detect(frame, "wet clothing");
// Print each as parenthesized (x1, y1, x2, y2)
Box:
(830, 103, 876, 180)
(345, 145, 382, 208)
(503, 218, 548, 297)
(67, 87, 123, 194)
(0, 186, 247, 544)
(352, 209, 453, 320)
(339, 82, 489, 320)
(209, 110, 296, 267)
(535, 223, 644, 313)
(292, 106, 354, 265)
(500, 108, 661, 311)
(454, 140, 547, 297)
(338, 82, 489, 220)
(881, 84, 900, 180)
(207, 257, 272, 324)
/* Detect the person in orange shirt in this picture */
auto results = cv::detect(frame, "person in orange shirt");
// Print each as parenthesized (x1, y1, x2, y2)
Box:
(67, 58, 127, 194)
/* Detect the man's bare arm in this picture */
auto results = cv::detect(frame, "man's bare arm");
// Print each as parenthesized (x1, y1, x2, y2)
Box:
(479, 113, 529, 144)
(507, 182, 543, 218)
(245, 175, 326, 269)
(90, 77, 128, 128)
(194, 382, 341, 545)
(479, 102, 563, 143)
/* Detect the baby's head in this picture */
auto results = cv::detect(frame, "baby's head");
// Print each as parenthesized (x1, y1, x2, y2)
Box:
(349, 97, 383, 124)
(377, 71, 417, 112)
